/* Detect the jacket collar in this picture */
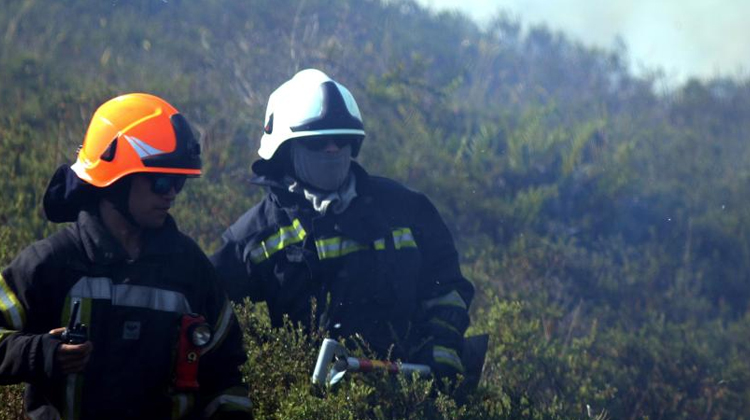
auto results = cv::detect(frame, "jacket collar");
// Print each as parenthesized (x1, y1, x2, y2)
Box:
(252, 162, 388, 243)
(76, 208, 183, 265)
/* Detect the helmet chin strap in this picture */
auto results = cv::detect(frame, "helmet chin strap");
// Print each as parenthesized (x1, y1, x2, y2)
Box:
(103, 177, 141, 229)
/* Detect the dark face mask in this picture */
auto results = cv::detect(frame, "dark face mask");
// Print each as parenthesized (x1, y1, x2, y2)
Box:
(291, 143, 352, 191)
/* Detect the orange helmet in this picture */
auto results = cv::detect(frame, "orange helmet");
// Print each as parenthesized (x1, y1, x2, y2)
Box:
(71, 93, 201, 187)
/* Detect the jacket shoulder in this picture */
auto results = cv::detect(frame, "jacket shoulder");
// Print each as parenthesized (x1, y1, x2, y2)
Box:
(366, 175, 422, 198)
(2, 226, 79, 288)
(364, 175, 432, 210)
(223, 196, 280, 244)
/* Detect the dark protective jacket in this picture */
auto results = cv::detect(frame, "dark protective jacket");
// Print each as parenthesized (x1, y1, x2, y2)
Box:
(0, 210, 252, 420)
(211, 163, 474, 373)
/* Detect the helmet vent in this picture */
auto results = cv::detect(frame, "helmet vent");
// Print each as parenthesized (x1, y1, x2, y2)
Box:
(100, 137, 118, 162)
(264, 113, 274, 134)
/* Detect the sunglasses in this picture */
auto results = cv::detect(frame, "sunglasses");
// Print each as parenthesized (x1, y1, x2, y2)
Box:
(299, 136, 356, 152)
(146, 174, 187, 195)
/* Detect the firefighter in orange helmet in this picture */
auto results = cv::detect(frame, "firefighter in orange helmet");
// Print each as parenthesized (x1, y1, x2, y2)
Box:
(0, 94, 253, 420)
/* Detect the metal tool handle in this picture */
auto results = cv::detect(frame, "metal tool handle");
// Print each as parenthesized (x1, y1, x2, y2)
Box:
(345, 357, 431, 375)
(312, 338, 341, 384)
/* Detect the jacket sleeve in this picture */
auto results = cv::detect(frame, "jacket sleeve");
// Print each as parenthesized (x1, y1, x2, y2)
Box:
(411, 193, 474, 375)
(195, 254, 253, 420)
(210, 228, 265, 304)
(0, 245, 61, 385)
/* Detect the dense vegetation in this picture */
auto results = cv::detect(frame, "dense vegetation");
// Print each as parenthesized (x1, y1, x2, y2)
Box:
(2, 0, 750, 419)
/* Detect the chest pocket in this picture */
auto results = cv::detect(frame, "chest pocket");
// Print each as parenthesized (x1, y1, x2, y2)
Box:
(62, 276, 191, 416)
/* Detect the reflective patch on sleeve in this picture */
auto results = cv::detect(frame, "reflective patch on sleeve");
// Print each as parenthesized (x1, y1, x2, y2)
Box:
(0, 274, 26, 330)
(423, 290, 467, 311)
(433, 345, 464, 373)
(392, 227, 417, 249)
(203, 386, 253, 419)
(248, 219, 307, 264)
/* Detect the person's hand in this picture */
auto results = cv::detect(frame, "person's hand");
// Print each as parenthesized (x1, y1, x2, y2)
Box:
(49, 327, 93, 374)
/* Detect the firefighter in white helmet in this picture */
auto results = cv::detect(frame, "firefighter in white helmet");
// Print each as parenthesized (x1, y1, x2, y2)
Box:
(211, 69, 474, 379)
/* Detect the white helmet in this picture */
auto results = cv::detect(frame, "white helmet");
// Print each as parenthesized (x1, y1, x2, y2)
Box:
(258, 69, 366, 160)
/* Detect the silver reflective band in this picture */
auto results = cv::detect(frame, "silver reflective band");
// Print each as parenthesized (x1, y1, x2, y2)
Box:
(203, 394, 253, 418)
(0, 275, 26, 330)
(423, 290, 467, 311)
(69, 277, 192, 313)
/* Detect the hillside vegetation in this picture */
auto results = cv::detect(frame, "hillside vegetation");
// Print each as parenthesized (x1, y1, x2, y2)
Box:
(1, 1, 750, 419)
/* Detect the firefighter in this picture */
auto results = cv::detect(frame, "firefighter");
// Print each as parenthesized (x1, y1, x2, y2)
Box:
(211, 69, 474, 379)
(0, 94, 253, 420)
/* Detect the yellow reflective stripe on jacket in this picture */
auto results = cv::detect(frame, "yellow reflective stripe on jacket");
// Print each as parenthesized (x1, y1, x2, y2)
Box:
(392, 227, 417, 249)
(423, 290, 467, 311)
(249, 219, 307, 264)
(0, 274, 26, 330)
(315, 237, 370, 259)
(315, 227, 417, 260)
(433, 345, 464, 373)
(203, 386, 253, 419)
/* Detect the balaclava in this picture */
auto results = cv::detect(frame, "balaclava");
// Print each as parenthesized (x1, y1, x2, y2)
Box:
(291, 142, 352, 191)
